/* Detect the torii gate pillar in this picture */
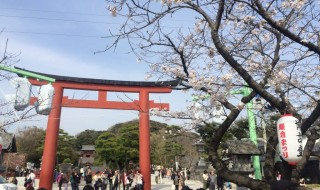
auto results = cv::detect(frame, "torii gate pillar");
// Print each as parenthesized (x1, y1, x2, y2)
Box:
(139, 90, 151, 189)
(39, 84, 63, 188)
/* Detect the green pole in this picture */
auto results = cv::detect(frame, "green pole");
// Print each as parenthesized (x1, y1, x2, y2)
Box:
(0, 65, 55, 83)
(242, 86, 262, 180)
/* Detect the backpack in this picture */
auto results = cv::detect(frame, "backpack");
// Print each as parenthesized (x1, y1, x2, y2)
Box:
(86, 174, 92, 183)
(57, 174, 62, 183)
(70, 175, 74, 183)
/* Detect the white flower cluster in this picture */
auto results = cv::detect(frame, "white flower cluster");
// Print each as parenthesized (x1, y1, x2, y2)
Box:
(236, 2, 245, 11)
(108, 6, 117, 17)
(305, 125, 320, 136)
(269, 70, 289, 87)
(242, 16, 256, 24)
(281, 0, 306, 9)
(208, 48, 215, 58)
(160, 0, 191, 5)
(188, 72, 217, 90)
(158, 64, 186, 78)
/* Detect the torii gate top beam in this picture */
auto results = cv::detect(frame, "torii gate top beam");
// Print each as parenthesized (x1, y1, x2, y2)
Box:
(15, 66, 177, 90)
(16, 67, 178, 110)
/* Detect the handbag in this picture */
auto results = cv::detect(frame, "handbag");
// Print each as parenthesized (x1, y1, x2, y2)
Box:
(171, 184, 175, 190)
(24, 178, 32, 187)
(206, 177, 211, 186)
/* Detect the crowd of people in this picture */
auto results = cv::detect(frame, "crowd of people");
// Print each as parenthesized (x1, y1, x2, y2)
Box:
(54, 167, 144, 190)
(201, 170, 231, 190)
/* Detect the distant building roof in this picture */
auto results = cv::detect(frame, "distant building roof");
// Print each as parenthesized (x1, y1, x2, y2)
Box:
(224, 140, 261, 155)
(81, 145, 95, 151)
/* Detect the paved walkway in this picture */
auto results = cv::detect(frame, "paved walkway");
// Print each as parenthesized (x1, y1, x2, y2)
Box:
(15, 176, 218, 190)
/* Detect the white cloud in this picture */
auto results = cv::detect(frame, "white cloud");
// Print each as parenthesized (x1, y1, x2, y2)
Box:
(6, 40, 119, 79)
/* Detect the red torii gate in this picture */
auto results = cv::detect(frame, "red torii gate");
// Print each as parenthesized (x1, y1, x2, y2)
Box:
(20, 68, 178, 190)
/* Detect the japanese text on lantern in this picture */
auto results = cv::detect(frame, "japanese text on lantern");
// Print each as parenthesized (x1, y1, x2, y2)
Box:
(278, 123, 288, 158)
(278, 122, 303, 158)
(296, 125, 303, 157)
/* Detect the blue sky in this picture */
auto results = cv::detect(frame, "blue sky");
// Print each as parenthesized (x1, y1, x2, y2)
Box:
(0, 1, 189, 135)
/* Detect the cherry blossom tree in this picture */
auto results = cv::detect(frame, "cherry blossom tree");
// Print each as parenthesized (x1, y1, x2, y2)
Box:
(0, 36, 39, 131)
(104, 0, 320, 189)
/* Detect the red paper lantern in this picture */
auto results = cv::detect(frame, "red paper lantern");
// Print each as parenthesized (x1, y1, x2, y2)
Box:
(277, 114, 303, 165)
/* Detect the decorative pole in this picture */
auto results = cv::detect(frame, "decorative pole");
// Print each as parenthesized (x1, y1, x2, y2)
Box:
(242, 86, 262, 180)
(232, 86, 262, 180)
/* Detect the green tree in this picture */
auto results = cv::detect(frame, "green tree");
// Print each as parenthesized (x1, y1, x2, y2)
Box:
(97, 120, 172, 169)
(150, 125, 198, 169)
(36, 129, 77, 166)
(229, 119, 250, 140)
(95, 132, 121, 168)
(16, 126, 46, 167)
(74, 129, 103, 150)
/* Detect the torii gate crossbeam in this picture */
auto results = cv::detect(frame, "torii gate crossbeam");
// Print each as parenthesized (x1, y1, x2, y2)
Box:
(19, 68, 178, 190)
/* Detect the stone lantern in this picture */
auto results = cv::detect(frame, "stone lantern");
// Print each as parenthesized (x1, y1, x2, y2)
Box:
(222, 140, 262, 174)
(194, 138, 207, 167)
(193, 138, 208, 181)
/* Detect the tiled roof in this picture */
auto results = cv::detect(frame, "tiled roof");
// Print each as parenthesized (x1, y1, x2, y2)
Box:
(224, 140, 261, 155)
(15, 67, 179, 87)
(81, 145, 95, 151)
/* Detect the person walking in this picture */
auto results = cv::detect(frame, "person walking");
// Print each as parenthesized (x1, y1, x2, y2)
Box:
(93, 171, 103, 190)
(112, 170, 120, 190)
(124, 170, 133, 190)
(101, 171, 108, 190)
(186, 169, 191, 180)
(173, 171, 179, 190)
(217, 175, 224, 190)
(159, 169, 163, 184)
(202, 170, 209, 190)
(107, 170, 114, 190)
(61, 173, 69, 190)
(70, 170, 81, 190)
(29, 170, 36, 188)
(85, 171, 93, 185)
(122, 171, 131, 190)
(178, 171, 186, 190)
(154, 170, 159, 184)
(208, 170, 217, 190)
(80, 168, 84, 180)
(167, 168, 172, 180)
(9, 174, 18, 185)
(133, 170, 143, 190)
(57, 172, 64, 190)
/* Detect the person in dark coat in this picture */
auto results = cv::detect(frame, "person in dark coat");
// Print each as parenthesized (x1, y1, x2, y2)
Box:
(71, 171, 81, 190)
(271, 179, 296, 190)
(85, 171, 93, 185)
(217, 175, 224, 190)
